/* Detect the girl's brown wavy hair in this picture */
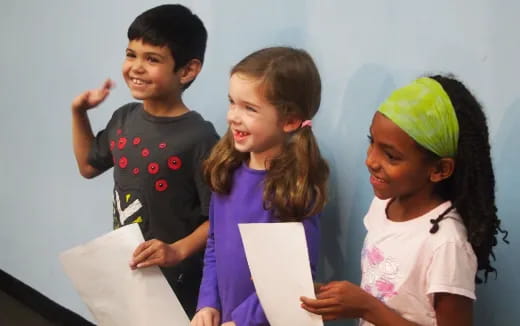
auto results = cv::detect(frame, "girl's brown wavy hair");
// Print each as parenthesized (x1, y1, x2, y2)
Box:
(203, 47, 329, 221)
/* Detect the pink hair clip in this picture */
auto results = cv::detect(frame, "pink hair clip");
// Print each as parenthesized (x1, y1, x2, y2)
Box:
(301, 120, 312, 128)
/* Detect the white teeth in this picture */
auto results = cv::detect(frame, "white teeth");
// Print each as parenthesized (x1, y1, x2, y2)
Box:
(132, 78, 145, 85)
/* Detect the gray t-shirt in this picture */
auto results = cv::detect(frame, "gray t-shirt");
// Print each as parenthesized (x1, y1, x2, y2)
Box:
(89, 102, 218, 277)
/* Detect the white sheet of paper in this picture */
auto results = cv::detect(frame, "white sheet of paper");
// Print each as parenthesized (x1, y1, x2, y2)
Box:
(60, 223, 189, 326)
(239, 222, 323, 326)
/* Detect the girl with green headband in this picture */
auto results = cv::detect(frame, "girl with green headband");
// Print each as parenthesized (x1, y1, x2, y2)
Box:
(301, 75, 507, 325)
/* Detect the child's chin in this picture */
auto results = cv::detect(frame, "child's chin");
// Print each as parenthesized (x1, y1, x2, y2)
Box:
(232, 143, 249, 153)
(373, 190, 391, 200)
(130, 93, 147, 100)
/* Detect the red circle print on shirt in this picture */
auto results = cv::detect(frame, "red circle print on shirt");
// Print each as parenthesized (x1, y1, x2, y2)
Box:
(159, 142, 167, 149)
(117, 129, 122, 135)
(155, 179, 168, 192)
(133, 137, 141, 146)
(118, 137, 127, 150)
(167, 156, 182, 170)
(132, 167, 140, 175)
(119, 156, 128, 168)
(148, 162, 159, 174)
(141, 148, 150, 157)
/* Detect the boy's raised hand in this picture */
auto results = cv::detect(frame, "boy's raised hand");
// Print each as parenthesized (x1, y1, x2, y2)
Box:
(72, 79, 114, 112)
(191, 307, 220, 326)
(129, 239, 186, 269)
(300, 280, 376, 321)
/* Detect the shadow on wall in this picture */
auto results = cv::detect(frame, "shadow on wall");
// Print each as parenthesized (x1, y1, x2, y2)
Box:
(474, 99, 520, 326)
(318, 64, 395, 326)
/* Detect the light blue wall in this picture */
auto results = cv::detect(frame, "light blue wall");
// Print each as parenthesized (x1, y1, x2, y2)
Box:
(0, 1, 517, 324)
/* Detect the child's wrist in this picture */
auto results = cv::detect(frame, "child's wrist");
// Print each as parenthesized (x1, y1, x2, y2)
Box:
(170, 241, 188, 261)
(71, 104, 88, 114)
(361, 295, 385, 324)
(363, 296, 402, 326)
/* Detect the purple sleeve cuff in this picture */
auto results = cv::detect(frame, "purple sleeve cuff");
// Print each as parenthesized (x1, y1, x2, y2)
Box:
(230, 293, 269, 326)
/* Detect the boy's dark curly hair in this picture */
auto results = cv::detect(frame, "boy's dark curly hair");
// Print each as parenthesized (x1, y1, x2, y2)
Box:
(427, 74, 508, 283)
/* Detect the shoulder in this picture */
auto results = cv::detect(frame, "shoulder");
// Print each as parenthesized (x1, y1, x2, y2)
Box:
(110, 102, 142, 121)
(185, 111, 219, 141)
(422, 206, 476, 268)
(428, 207, 470, 248)
(363, 197, 389, 231)
(424, 209, 477, 299)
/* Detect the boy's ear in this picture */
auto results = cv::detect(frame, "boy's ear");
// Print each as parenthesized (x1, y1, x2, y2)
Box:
(282, 116, 303, 133)
(178, 59, 202, 85)
(430, 158, 455, 183)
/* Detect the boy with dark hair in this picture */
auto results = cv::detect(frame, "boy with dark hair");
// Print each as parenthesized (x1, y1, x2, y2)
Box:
(71, 4, 218, 317)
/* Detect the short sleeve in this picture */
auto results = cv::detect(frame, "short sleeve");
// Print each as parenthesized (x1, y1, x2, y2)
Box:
(88, 128, 113, 172)
(426, 241, 477, 300)
(87, 108, 123, 172)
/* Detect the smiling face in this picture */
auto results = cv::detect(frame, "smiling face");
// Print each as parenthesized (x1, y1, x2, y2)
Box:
(227, 73, 289, 169)
(366, 112, 438, 201)
(122, 39, 182, 103)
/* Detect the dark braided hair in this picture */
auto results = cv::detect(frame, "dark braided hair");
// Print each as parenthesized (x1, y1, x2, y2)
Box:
(426, 74, 508, 283)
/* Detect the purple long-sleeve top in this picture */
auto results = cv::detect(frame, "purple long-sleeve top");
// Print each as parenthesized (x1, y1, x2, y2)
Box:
(196, 163, 321, 326)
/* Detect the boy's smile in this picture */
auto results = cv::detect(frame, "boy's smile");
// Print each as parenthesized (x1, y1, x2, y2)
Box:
(122, 39, 183, 104)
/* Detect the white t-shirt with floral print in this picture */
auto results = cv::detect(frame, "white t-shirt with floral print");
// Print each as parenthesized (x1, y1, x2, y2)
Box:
(359, 197, 477, 326)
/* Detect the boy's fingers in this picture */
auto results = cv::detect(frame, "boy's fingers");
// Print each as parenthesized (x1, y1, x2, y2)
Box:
(102, 78, 114, 90)
(135, 246, 156, 262)
(131, 243, 157, 266)
(136, 257, 161, 268)
(132, 241, 150, 257)
(79, 92, 91, 105)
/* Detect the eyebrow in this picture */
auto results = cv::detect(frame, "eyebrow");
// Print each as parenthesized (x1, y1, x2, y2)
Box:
(380, 143, 402, 155)
(228, 94, 260, 109)
(243, 100, 260, 109)
(369, 128, 403, 155)
(125, 48, 166, 59)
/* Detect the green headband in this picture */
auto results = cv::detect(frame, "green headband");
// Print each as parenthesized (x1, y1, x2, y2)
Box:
(377, 77, 459, 157)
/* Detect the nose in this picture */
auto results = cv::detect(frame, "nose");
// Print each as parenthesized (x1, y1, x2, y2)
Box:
(365, 146, 380, 172)
(130, 59, 145, 74)
(227, 105, 240, 125)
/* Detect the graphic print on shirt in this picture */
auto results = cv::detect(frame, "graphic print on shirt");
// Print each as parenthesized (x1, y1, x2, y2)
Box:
(112, 188, 144, 229)
(361, 245, 400, 301)
(106, 116, 195, 234)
